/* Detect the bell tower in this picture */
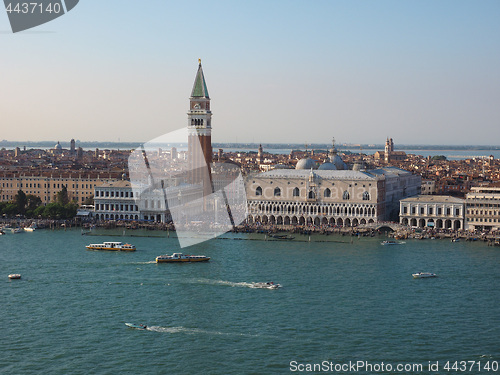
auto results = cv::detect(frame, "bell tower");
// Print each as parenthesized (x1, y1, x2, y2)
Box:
(188, 59, 213, 194)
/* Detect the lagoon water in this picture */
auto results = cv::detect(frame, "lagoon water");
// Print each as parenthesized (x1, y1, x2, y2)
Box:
(1, 230, 499, 374)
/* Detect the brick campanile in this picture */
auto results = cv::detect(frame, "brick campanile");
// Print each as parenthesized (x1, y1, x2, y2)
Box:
(188, 59, 213, 196)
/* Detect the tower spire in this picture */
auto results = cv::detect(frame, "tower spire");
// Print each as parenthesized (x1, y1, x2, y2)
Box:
(191, 60, 209, 98)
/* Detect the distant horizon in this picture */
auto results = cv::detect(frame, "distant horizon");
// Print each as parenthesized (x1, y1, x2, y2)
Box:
(2, 139, 500, 151)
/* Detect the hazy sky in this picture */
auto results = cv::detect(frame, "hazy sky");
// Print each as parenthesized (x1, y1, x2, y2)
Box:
(1, 0, 499, 145)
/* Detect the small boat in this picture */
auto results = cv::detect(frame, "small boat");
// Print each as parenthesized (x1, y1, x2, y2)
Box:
(125, 323, 147, 330)
(86, 242, 136, 251)
(451, 238, 460, 242)
(11, 228, 24, 234)
(24, 227, 35, 232)
(381, 240, 403, 245)
(8, 274, 21, 279)
(155, 253, 210, 263)
(412, 272, 437, 279)
(269, 234, 295, 240)
(252, 282, 281, 290)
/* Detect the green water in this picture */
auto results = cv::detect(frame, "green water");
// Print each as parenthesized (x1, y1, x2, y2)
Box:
(1, 230, 499, 374)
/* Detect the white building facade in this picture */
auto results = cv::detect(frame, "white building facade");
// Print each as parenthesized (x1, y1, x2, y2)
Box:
(94, 180, 205, 223)
(94, 181, 140, 221)
(466, 186, 500, 232)
(399, 195, 465, 230)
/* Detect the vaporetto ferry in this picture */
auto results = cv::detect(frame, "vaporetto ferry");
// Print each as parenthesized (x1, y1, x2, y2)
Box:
(155, 253, 210, 263)
(85, 242, 136, 251)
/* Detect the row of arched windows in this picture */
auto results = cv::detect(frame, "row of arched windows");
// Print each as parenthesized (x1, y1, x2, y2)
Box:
(255, 186, 370, 201)
(191, 119, 204, 126)
(248, 201, 377, 217)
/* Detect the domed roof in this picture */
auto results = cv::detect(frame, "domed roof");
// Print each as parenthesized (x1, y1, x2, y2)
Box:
(295, 157, 317, 170)
(331, 155, 347, 170)
(54, 141, 62, 150)
(318, 161, 337, 170)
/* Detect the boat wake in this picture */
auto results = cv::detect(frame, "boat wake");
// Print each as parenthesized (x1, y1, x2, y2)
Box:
(192, 278, 255, 288)
(146, 326, 260, 337)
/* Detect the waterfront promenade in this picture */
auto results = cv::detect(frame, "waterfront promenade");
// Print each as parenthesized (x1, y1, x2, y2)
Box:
(3, 217, 498, 244)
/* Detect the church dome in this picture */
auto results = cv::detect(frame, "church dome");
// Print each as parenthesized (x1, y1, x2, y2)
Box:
(331, 154, 347, 170)
(54, 141, 62, 150)
(295, 157, 317, 170)
(318, 161, 337, 170)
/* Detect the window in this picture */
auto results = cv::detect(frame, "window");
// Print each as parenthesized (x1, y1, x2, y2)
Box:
(256, 186, 262, 196)
(293, 187, 300, 197)
(274, 187, 281, 197)
(308, 190, 315, 199)
(362, 191, 370, 200)
(343, 191, 350, 200)
(324, 188, 331, 198)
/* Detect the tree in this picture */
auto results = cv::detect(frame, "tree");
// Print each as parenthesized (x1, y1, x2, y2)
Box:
(26, 195, 42, 216)
(33, 205, 45, 218)
(56, 186, 70, 206)
(3, 203, 18, 217)
(64, 203, 78, 218)
(14, 190, 27, 214)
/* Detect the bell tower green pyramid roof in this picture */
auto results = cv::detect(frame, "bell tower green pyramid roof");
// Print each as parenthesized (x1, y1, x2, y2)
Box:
(190, 59, 210, 99)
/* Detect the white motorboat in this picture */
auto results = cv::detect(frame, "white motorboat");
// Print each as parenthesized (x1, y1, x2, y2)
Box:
(155, 253, 210, 263)
(412, 272, 437, 279)
(86, 242, 136, 251)
(381, 240, 403, 245)
(251, 282, 281, 290)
